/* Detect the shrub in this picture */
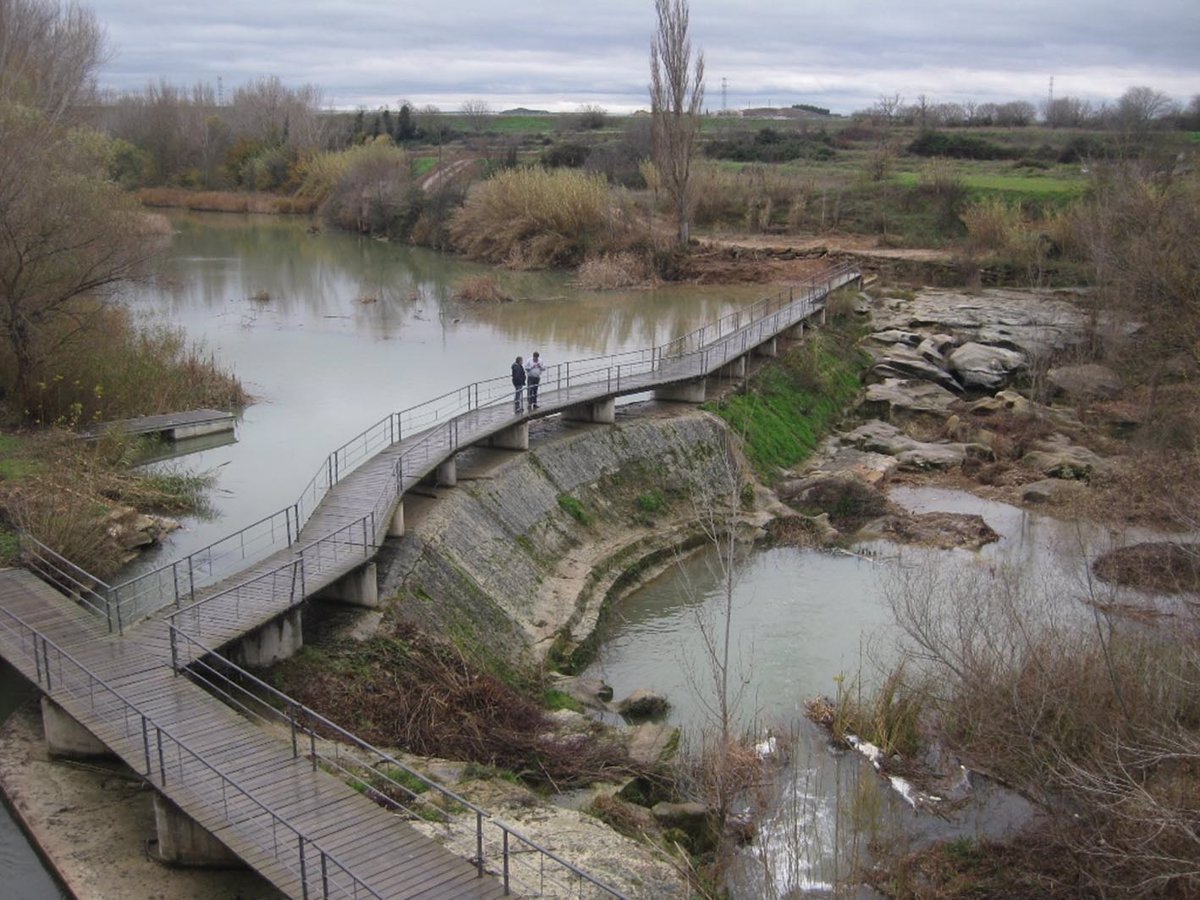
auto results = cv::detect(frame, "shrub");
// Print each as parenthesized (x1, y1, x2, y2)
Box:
(1, 307, 247, 427)
(704, 127, 836, 163)
(451, 167, 632, 268)
(541, 142, 591, 169)
(907, 130, 1014, 160)
(452, 275, 511, 303)
(311, 142, 424, 239)
(575, 252, 650, 289)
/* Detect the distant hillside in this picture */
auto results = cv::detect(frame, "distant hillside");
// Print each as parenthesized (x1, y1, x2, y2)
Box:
(500, 107, 552, 116)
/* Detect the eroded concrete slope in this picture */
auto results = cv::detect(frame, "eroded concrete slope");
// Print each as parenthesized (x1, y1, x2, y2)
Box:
(376, 406, 739, 666)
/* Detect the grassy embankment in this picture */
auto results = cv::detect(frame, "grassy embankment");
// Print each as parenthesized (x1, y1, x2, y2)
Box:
(708, 296, 869, 480)
(0, 312, 248, 577)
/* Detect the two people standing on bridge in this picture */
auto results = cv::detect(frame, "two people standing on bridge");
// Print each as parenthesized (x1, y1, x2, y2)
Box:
(510, 351, 546, 413)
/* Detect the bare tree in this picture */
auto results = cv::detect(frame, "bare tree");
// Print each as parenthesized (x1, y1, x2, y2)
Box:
(460, 98, 491, 133)
(873, 92, 903, 125)
(0, 0, 104, 123)
(649, 0, 704, 246)
(1114, 85, 1174, 137)
(0, 0, 153, 414)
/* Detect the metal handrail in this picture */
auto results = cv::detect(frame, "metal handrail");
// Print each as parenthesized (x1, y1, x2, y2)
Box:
(0, 604, 387, 900)
(168, 625, 628, 898)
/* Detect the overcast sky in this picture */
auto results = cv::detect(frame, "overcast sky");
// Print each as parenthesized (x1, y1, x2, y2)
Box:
(88, 0, 1199, 114)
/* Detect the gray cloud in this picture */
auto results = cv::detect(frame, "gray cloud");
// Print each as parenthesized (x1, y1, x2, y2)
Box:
(91, 0, 1199, 113)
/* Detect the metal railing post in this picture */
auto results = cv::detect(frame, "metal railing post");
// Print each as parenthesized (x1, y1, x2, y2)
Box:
(298, 836, 309, 900)
(476, 811, 485, 877)
(169, 626, 178, 673)
(503, 830, 511, 894)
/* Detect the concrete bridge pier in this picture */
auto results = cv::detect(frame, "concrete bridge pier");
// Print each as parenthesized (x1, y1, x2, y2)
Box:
(653, 379, 707, 404)
(754, 337, 779, 358)
(315, 562, 379, 609)
(41, 696, 114, 759)
(563, 398, 615, 424)
(487, 421, 529, 451)
(234, 607, 303, 667)
(422, 457, 457, 487)
(153, 793, 244, 868)
(784, 321, 805, 342)
(720, 356, 747, 379)
(389, 499, 405, 537)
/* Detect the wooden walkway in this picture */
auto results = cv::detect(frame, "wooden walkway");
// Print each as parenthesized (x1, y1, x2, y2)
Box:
(0, 569, 506, 899)
(84, 408, 236, 441)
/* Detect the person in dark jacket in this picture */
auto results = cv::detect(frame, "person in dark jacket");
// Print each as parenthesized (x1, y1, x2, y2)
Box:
(511, 356, 526, 412)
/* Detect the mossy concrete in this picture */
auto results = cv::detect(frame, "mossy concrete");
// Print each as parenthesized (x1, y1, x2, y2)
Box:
(376, 405, 743, 667)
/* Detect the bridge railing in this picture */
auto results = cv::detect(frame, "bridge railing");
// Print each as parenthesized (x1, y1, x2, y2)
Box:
(0, 604, 389, 900)
(168, 625, 628, 898)
(15, 532, 129, 634)
(90, 264, 858, 620)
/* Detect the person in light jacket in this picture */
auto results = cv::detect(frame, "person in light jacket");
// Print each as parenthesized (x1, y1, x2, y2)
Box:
(524, 351, 545, 409)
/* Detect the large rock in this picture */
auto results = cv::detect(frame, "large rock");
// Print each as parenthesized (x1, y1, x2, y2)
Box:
(865, 352, 963, 393)
(1020, 435, 1108, 480)
(1022, 478, 1087, 504)
(626, 723, 679, 767)
(617, 689, 670, 721)
(861, 378, 960, 424)
(865, 329, 923, 347)
(947, 342, 1026, 390)
(841, 421, 969, 470)
(865, 511, 999, 550)
(871, 288, 1090, 359)
(651, 801, 717, 854)
(1046, 363, 1123, 400)
(777, 474, 890, 528)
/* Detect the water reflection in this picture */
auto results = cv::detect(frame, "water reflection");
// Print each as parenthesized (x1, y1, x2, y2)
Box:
(122, 212, 770, 569)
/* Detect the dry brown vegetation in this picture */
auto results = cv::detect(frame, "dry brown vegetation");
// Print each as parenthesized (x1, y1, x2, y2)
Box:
(575, 252, 651, 289)
(270, 629, 633, 788)
(452, 274, 512, 303)
(450, 167, 641, 268)
(0, 429, 212, 578)
(137, 186, 315, 214)
(878, 560, 1200, 898)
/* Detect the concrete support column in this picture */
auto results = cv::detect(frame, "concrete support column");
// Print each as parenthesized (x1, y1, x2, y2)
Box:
(315, 562, 378, 609)
(720, 356, 747, 378)
(237, 607, 303, 667)
(153, 793, 244, 868)
(422, 457, 457, 487)
(820, 305, 828, 325)
(487, 422, 529, 451)
(654, 379, 707, 404)
(41, 696, 112, 759)
(389, 499, 405, 537)
(753, 337, 779, 358)
(562, 398, 615, 424)
(785, 321, 805, 341)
